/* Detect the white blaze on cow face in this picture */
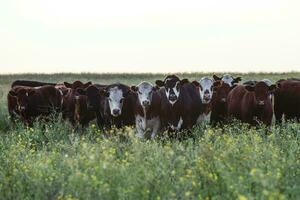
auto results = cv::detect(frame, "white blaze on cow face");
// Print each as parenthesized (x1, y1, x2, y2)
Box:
(165, 81, 180, 105)
(221, 74, 234, 87)
(136, 82, 154, 108)
(107, 87, 124, 117)
(199, 77, 214, 104)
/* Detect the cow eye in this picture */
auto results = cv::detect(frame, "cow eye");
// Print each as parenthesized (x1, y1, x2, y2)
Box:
(120, 98, 124, 103)
(138, 91, 142, 95)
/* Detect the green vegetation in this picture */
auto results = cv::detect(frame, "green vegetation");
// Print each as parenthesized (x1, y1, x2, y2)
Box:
(0, 73, 299, 200)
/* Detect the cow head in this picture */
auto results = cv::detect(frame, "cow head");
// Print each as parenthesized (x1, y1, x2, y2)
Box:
(192, 77, 214, 104)
(131, 81, 157, 109)
(156, 75, 189, 105)
(76, 85, 102, 111)
(101, 84, 131, 117)
(213, 74, 241, 87)
(245, 81, 276, 107)
(9, 88, 35, 112)
(64, 81, 92, 89)
(211, 81, 233, 104)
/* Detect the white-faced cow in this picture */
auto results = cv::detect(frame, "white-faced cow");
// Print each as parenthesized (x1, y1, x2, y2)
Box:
(131, 81, 161, 139)
(192, 77, 214, 123)
(101, 83, 135, 128)
(213, 74, 242, 87)
(156, 75, 201, 132)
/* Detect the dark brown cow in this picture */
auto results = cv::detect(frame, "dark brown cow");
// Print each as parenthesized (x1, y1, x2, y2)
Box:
(156, 75, 201, 131)
(274, 79, 300, 123)
(8, 85, 63, 125)
(11, 80, 56, 88)
(210, 81, 234, 125)
(227, 81, 276, 126)
(60, 81, 93, 126)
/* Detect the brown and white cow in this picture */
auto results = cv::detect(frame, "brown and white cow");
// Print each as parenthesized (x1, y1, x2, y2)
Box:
(192, 77, 214, 123)
(274, 79, 300, 123)
(156, 75, 201, 131)
(227, 81, 276, 126)
(131, 81, 161, 139)
(213, 74, 242, 87)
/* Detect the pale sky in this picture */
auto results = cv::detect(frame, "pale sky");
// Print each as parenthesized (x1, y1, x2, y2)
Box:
(0, 0, 299, 74)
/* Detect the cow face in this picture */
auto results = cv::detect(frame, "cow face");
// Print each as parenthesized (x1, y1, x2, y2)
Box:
(9, 89, 35, 112)
(76, 85, 101, 111)
(245, 81, 276, 107)
(213, 74, 241, 87)
(193, 77, 214, 104)
(131, 82, 156, 109)
(156, 75, 188, 105)
(212, 81, 232, 104)
(101, 86, 130, 117)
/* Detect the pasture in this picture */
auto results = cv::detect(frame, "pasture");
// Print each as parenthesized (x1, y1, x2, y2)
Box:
(0, 73, 299, 200)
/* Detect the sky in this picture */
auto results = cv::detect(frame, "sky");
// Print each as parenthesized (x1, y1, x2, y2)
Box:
(0, 0, 299, 74)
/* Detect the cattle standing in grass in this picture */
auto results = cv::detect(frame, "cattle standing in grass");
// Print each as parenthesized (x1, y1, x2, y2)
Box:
(156, 75, 201, 131)
(274, 79, 300, 123)
(8, 85, 63, 125)
(100, 84, 135, 128)
(213, 74, 242, 87)
(60, 81, 93, 126)
(227, 81, 276, 126)
(75, 84, 107, 128)
(192, 77, 214, 123)
(131, 82, 161, 139)
(210, 81, 234, 125)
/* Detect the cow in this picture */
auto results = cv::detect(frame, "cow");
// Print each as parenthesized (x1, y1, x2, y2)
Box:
(192, 77, 214, 123)
(8, 85, 63, 125)
(274, 79, 300, 123)
(210, 81, 234, 125)
(131, 81, 161, 139)
(59, 81, 93, 127)
(11, 80, 56, 88)
(227, 81, 276, 126)
(75, 84, 107, 128)
(155, 75, 201, 132)
(213, 74, 242, 87)
(100, 83, 135, 128)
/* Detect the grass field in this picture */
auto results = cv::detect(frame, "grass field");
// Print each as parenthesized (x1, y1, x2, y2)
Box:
(0, 73, 299, 200)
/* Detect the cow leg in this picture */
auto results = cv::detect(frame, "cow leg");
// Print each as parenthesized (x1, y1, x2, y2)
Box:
(150, 117, 161, 139)
(274, 105, 283, 124)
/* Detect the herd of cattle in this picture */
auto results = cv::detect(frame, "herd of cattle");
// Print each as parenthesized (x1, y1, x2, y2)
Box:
(6, 74, 300, 138)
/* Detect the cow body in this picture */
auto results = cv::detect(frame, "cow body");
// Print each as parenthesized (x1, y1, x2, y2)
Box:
(8, 85, 63, 125)
(274, 79, 300, 123)
(227, 82, 275, 126)
(132, 82, 161, 139)
(156, 75, 201, 132)
(11, 80, 56, 88)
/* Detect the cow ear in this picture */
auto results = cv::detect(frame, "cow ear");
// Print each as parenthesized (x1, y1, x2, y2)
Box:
(100, 89, 109, 97)
(9, 90, 17, 97)
(83, 82, 92, 88)
(180, 78, 189, 85)
(192, 81, 200, 87)
(155, 80, 165, 87)
(213, 80, 222, 88)
(245, 85, 255, 92)
(233, 77, 242, 83)
(213, 75, 221, 81)
(131, 86, 138, 92)
(269, 84, 277, 92)
(64, 82, 73, 88)
(76, 88, 86, 95)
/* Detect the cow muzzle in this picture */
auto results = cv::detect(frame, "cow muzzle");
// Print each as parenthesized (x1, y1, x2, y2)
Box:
(112, 108, 121, 117)
(168, 94, 177, 102)
(142, 100, 150, 107)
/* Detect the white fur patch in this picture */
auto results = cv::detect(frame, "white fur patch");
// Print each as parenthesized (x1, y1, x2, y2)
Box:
(165, 82, 180, 105)
(135, 115, 160, 139)
(197, 112, 211, 124)
(108, 87, 124, 116)
(170, 117, 183, 131)
(199, 77, 214, 104)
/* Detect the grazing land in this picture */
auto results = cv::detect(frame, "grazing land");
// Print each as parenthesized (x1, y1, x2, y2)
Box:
(0, 73, 299, 200)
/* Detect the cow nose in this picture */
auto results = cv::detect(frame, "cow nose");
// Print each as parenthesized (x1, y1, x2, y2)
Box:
(142, 100, 150, 107)
(112, 109, 121, 116)
(203, 94, 211, 101)
(258, 100, 265, 106)
(169, 94, 177, 101)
